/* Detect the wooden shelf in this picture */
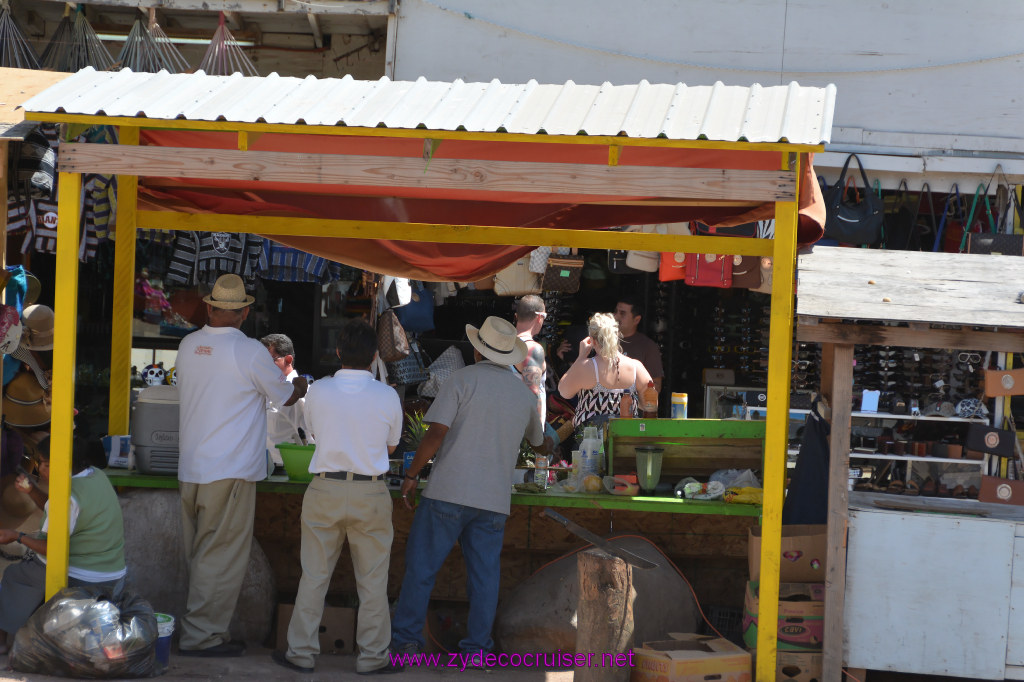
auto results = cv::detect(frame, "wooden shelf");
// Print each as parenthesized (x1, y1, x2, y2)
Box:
(790, 408, 984, 423)
(847, 452, 985, 466)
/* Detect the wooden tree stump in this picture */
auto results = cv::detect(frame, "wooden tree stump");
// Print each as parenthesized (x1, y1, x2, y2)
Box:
(575, 548, 636, 682)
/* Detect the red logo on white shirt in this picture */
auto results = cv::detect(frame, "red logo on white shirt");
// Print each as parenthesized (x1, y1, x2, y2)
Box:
(195, 345, 213, 355)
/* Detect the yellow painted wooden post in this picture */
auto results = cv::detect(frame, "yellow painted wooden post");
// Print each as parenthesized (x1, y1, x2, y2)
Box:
(109, 127, 139, 435)
(755, 153, 800, 681)
(47, 171, 82, 599)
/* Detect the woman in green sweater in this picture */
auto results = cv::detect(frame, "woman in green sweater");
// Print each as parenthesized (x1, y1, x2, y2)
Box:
(0, 435, 126, 654)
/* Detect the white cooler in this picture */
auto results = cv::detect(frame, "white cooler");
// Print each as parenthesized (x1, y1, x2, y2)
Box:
(131, 385, 180, 475)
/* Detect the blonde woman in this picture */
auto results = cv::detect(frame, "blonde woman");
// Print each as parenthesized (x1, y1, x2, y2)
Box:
(558, 312, 654, 428)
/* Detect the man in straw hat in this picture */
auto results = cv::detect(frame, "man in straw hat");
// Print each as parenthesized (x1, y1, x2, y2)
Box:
(391, 316, 549, 664)
(176, 274, 308, 657)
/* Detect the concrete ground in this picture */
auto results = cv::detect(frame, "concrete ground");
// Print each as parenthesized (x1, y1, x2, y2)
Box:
(0, 648, 578, 681)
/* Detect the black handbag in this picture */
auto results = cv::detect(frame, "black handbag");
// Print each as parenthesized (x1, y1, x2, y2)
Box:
(823, 154, 884, 245)
(966, 423, 1015, 458)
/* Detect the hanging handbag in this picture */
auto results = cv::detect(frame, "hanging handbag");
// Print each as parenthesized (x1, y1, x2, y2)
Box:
(730, 255, 762, 289)
(751, 257, 774, 294)
(967, 184, 1023, 255)
(966, 423, 1015, 458)
(376, 308, 410, 363)
(881, 180, 919, 250)
(494, 256, 541, 296)
(955, 184, 996, 253)
(418, 344, 466, 398)
(608, 227, 644, 274)
(684, 252, 733, 288)
(822, 153, 884, 245)
(542, 254, 584, 293)
(658, 251, 686, 282)
(983, 369, 1024, 397)
(394, 281, 435, 333)
(386, 340, 431, 386)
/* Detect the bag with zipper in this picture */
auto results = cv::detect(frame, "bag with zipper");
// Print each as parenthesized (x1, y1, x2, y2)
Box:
(376, 308, 410, 363)
(684, 253, 733, 288)
(542, 254, 584, 293)
(386, 340, 431, 386)
(494, 256, 541, 297)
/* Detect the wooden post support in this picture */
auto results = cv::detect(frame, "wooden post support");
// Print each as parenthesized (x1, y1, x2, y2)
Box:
(823, 342, 854, 682)
(575, 548, 635, 682)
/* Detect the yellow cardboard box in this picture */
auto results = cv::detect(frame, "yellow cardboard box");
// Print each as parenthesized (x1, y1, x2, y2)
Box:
(631, 633, 751, 682)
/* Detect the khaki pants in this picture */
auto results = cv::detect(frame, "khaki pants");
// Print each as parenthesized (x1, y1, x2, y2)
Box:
(179, 479, 256, 650)
(286, 476, 394, 671)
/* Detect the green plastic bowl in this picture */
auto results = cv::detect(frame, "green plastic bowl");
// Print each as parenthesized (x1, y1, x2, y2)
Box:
(278, 443, 316, 482)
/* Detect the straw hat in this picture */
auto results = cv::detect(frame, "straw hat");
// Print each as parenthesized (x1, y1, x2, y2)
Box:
(24, 272, 40, 307)
(3, 372, 50, 428)
(203, 274, 255, 309)
(466, 316, 527, 366)
(20, 304, 54, 351)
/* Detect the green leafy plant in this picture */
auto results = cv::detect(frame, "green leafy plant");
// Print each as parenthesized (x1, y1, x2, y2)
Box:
(404, 411, 428, 450)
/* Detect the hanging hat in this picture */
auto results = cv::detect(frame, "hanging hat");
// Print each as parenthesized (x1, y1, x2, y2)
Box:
(466, 316, 527, 366)
(20, 304, 54, 351)
(3, 372, 50, 428)
(24, 273, 40, 307)
(203, 274, 255, 310)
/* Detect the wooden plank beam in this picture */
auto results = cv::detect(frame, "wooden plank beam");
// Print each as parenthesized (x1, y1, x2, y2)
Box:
(223, 10, 244, 31)
(797, 246, 1024, 328)
(797, 323, 1024, 353)
(137, 210, 775, 255)
(306, 11, 323, 49)
(823, 343, 854, 682)
(59, 144, 796, 202)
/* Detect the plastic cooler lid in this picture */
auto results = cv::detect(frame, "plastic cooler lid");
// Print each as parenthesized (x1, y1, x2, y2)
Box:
(136, 385, 179, 404)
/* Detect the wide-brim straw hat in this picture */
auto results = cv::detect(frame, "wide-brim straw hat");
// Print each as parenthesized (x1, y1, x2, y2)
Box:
(466, 316, 527, 366)
(20, 304, 53, 351)
(3, 372, 50, 428)
(202, 274, 255, 310)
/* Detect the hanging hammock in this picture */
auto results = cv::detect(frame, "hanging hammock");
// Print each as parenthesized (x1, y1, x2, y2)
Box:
(39, 6, 114, 73)
(198, 11, 258, 76)
(0, 3, 40, 69)
(117, 19, 189, 73)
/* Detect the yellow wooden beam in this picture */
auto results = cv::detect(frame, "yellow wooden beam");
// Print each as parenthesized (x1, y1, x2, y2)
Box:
(23, 112, 824, 153)
(58, 144, 796, 203)
(755, 153, 800, 681)
(47, 171, 82, 600)
(136, 211, 775, 256)
(109, 127, 139, 436)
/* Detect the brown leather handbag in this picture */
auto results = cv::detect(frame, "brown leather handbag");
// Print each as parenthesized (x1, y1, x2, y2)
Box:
(730, 255, 762, 289)
(376, 308, 410, 363)
(542, 255, 584, 293)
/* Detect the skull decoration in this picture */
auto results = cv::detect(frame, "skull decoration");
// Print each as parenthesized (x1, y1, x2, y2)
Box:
(211, 232, 231, 254)
(142, 364, 166, 387)
(166, 367, 178, 386)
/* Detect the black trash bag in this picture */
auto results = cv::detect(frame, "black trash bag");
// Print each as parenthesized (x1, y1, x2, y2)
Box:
(10, 585, 161, 678)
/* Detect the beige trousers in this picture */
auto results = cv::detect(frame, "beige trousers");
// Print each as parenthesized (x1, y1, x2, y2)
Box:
(179, 479, 256, 650)
(286, 476, 394, 671)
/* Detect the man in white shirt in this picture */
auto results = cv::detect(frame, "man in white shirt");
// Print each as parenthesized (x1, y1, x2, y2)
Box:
(273, 318, 403, 675)
(513, 295, 547, 423)
(260, 334, 312, 467)
(176, 274, 307, 657)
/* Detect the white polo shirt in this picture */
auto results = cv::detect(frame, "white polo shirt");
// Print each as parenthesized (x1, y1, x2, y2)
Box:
(177, 325, 295, 483)
(304, 369, 403, 477)
(266, 369, 312, 465)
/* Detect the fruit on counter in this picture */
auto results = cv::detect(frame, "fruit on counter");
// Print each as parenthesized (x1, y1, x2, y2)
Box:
(582, 475, 603, 493)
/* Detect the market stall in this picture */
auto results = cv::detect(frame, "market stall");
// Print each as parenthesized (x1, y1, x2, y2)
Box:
(22, 68, 835, 680)
(796, 245, 1024, 680)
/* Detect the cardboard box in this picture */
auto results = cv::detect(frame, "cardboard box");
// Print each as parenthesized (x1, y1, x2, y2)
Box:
(742, 582, 824, 651)
(980, 475, 1024, 506)
(748, 525, 827, 583)
(276, 604, 355, 654)
(631, 633, 751, 682)
(750, 650, 823, 682)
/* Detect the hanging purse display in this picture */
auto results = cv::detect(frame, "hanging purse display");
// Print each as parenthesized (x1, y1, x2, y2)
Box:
(967, 184, 1023, 255)
(966, 423, 1015, 459)
(542, 254, 584, 293)
(394, 281, 435, 333)
(608, 226, 645, 274)
(730, 255, 762, 289)
(955, 184, 997, 253)
(493, 256, 541, 297)
(386, 340, 431, 386)
(983, 369, 1024, 397)
(375, 308, 410, 363)
(684, 252, 733, 288)
(658, 251, 686, 282)
(822, 153, 884, 245)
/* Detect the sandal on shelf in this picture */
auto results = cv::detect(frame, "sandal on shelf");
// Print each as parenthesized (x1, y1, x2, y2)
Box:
(967, 484, 980, 499)
(952, 484, 966, 499)
(904, 480, 920, 496)
(887, 480, 906, 495)
(937, 484, 951, 498)
(921, 477, 937, 497)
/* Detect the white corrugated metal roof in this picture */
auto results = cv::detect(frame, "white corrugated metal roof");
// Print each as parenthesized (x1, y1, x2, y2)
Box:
(22, 67, 835, 144)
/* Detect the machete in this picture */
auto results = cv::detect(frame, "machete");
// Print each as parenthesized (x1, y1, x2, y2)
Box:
(541, 507, 657, 570)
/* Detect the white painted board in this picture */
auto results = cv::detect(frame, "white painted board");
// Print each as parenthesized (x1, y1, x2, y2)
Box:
(1007, 530, 1024, 666)
(844, 508, 1013, 679)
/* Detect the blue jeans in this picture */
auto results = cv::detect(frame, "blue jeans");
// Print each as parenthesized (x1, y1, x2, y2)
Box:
(391, 497, 507, 653)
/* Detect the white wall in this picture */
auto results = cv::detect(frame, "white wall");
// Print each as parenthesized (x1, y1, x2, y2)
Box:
(393, 0, 1024, 184)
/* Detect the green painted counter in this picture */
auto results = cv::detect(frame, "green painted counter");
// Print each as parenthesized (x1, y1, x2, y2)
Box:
(103, 470, 761, 516)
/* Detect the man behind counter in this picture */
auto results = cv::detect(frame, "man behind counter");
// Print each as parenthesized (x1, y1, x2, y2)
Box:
(613, 295, 664, 394)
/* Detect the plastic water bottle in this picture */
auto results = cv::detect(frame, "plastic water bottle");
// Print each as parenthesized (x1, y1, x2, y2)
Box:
(534, 455, 549, 490)
(579, 426, 601, 479)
